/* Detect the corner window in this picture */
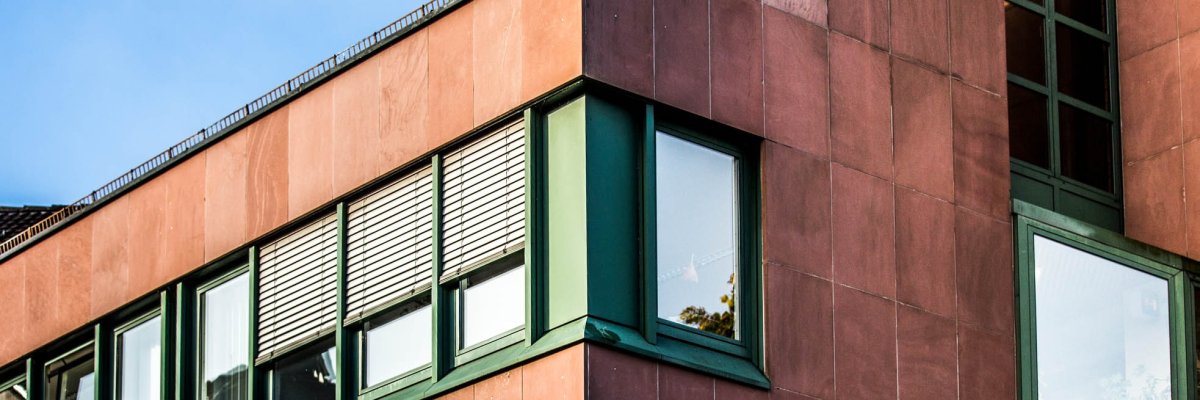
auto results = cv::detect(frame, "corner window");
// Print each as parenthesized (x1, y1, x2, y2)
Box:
(655, 131, 740, 340)
(199, 273, 250, 400)
(267, 341, 336, 400)
(115, 315, 162, 400)
(1005, 0, 1122, 230)
(45, 346, 94, 400)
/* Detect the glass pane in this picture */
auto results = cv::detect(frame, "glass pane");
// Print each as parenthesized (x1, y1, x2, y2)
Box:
(655, 131, 739, 340)
(1056, 0, 1106, 31)
(201, 274, 250, 400)
(45, 349, 94, 400)
(1033, 236, 1171, 399)
(1059, 103, 1114, 192)
(1056, 24, 1110, 109)
(118, 316, 161, 400)
(461, 265, 525, 348)
(1005, 4, 1046, 84)
(0, 384, 27, 400)
(1008, 83, 1051, 168)
(363, 299, 432, 388)
(271, 343, 336, 400)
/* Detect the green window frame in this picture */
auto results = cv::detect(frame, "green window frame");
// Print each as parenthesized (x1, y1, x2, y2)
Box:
(1015, 200, 1197, 399)
(1006, 0, 1124, 231)
(44, 341, 98, 400)
(191, 265, 253, 400)
(111, 307, 168, 400)
(0, 374, 27, 399)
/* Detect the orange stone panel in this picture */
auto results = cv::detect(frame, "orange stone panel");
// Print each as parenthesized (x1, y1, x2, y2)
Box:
(473, 0, 524, 125)
(428, 2, 475, 146)
(91, 196, 131, 316)
(127, 176, 168, 296)
(204, 130, 250, 260)
(162, 154, 207, 277)
(55, 218, 93, 331)
(522, 344, 585, 400)
(333, 57, 384, 194)
(1125, 148, 1187, 254)
(521, 0, 582, 100)
(0, 257, 28, 363)
(475, 369, 522, 400)
(246, 109, 291, 239)
(288, 85, 335, 219)
(21, 239, 59, 344)
(380, 31, 432, 169)
(439, 387, 474, 400)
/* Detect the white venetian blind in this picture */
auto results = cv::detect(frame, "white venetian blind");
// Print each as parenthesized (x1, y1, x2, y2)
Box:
(345, 165, 435, 322)
(256, 213, 338, 360)
(441, 121, 526, 280)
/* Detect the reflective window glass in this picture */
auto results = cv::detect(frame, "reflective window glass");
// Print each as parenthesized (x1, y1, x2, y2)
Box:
(1055, 0, 1106, 31)
(1005, 4, 1047, 84)
(201, 274, 250, 400)
(1056, 24, 1110, 109)
(1008, 83, 1051, 168)
(45, 348, 94, 400)
(1058, 103, 1113, 192)
(1033, 236, 1171, 398)
(363, 299, 432, 388)
(655, 131, 739, 340)
(117, 316, 161, 400)
(270, 342, 336, 400)
(0, 383, 27, 400)
(461, 264, 525, 348)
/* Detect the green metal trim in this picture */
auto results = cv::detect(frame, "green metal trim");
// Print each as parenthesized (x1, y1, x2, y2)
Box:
(110, 307, 165, 400)
(93, 324, 104, 400)
(1171, 272, 1195, 400)
(336, 202, 351, 400)
(641, 103, 658, 345)
(174, 282, 188, 400)
(25, 357, 40, 400)
(523, 108, 548, 347)
(430, 154, 449, 383)
(358, 365, 432, 400)
(247, 247, 262, 400)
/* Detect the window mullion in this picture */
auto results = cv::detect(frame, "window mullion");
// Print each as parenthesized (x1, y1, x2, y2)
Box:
(430, 153, 448, 382)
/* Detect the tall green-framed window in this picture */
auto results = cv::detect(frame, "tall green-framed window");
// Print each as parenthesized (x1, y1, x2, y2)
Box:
(1006, 0, 1123, 231)
(0, 375, 27, 400)
(197, 270, 250, 400)
(113, 312, 164, 400)
(1015, 201, 1195, 399)
(44, 344, 95, 400)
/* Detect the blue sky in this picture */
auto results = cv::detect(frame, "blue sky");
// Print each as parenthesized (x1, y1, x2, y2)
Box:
(0, 0, 424, 206)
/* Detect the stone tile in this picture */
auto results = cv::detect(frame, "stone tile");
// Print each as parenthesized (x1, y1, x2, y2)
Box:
(587, 345, 656, 400)
(584, 0, 653, 98)
(287, 85, 335, 219)
(1186, 142, 1200, 259)
(1116, 0, 1177, 60)
(23, 241, 59, 342)
(828, 0, 888, 48)
(475, 369, 522, 400)
(1126, 148, 1187, 254)
(521, 0, 583, 99)
(830, 34, 893, 179)
(893, 59, 953, 200)
(958, 324, 1016, 400)
(763, 143, 832, 278)
(765, 8, 830, 157)
(56, 219, 93, 329)
(126, 177, 167, 296)
(654, 0, 710, 117)
(1180, 33, 1200, 142)
(712, 0, 765, 135)
(245, 109, 290, 240)
(332, 57, 383, 194)
(204, 130, 249, 260)
(832, 165, 896, 298)
(659, 365, 714, 400)
(897, 305, 957, 400)
(834, 286, 897, 400)
(380, 32, 431, 171)
(769, 390, 822, 400)
(765, 264, 835, 398)
(895, 188, 956, 318)
(949, 0, 1004, 92)
(1183, 0, 1200, 36)
(952, 81, 1009, 220)
(891, 0, 948, 71)
(716, 380, 768, 400)
(162, 154, 206, 277)
(0, 258, 27, 362)
(428, 2, 475, 146)
(473, 0, 524, 124)
(955, 208, 1014, 335)
(439, 386, 474, 400)
(522, 344, 585, 400)
(91, 197, 130, 316)
(766, 0, 828, 27)
(1120, 41, 1182, 162)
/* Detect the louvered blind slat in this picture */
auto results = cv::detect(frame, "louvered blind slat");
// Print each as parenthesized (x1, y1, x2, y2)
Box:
(345, 166, 435, 322)
(257, 213, 338, 360)
(442, 122, 526, 279)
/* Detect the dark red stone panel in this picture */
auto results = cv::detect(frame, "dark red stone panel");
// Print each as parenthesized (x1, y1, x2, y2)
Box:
(896, 305, 957, 400)
(654, 0, 711, 118)
(831, 165, 896, 298)
(952, 81, 1009, 221)
(954, 208, 1014, 335)
(1120, 41, 1182, 162)
(711, 0, 765, 135)
(893, 59, 953, 201)
(958, 324, 1016, 400)
(828, 0, 888, 48)
(834, 286, 898, 400)
(1125, 148, 1187, 255)
(245, 109, 290, 241)
(895, 188, 956, 318)
(891, 0, 948, 71)
(949, 0, 1004, 93)
(1186, 142, 1200, 259)
(583, 0, 653, 98)
(1116, 0, 1178, 60)
(587, 346, 656, 400)
(1183, 33, 1200, 142)
(659, 365, 714, 400)
(765, 264, 835, 398)
(763, 143, 832, 278)
(765, 0, 827, 27)
(715, 379, 769, 400)
(764, 8, 830, 157)
(830, 34, 893, 179)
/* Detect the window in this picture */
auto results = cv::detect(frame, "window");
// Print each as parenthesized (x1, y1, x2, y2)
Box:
(0, 377, 26, 400)
(199, 273, 250, 400)
(459, 262, 525, 349)
(1005, 0, 1122, 231)
(267, 341, 336, 400)
(362, 298, 431, 388)
(45, 346, 94, 400)
(654, 131, 740, 340)
(115, 315, 162, 400)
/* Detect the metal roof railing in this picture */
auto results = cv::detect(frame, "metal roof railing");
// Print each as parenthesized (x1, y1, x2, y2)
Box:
(0, 0, 460, 256)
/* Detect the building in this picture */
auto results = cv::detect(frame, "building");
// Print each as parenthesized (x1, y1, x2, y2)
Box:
(1, 0, 1195, 398)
